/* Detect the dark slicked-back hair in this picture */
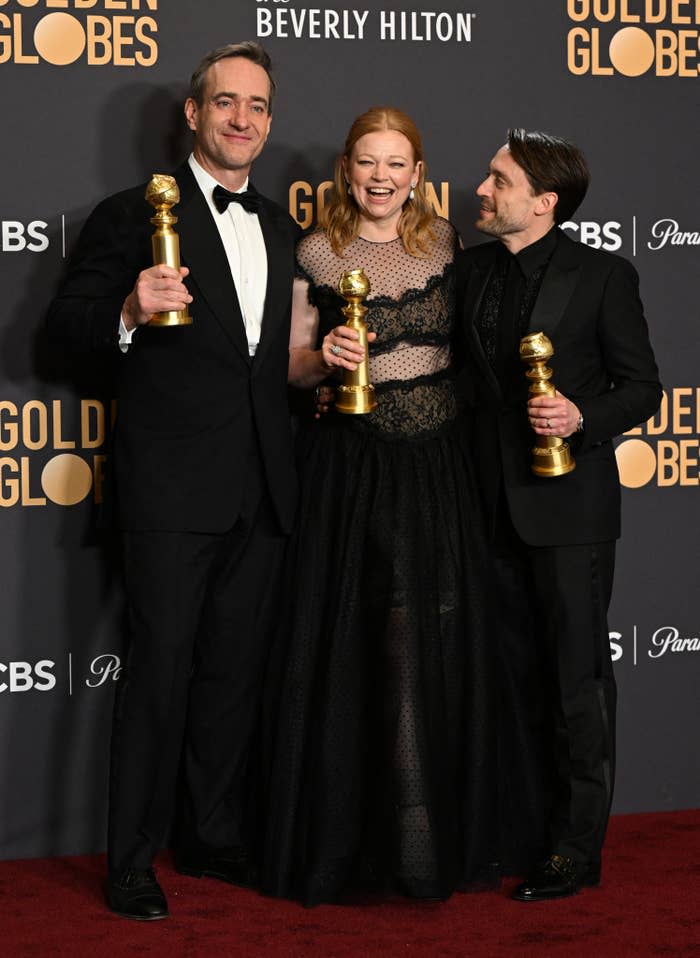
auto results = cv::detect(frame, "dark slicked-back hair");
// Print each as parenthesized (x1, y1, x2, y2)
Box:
(507, 129, 589, 224)
(189, 41, 276, 112)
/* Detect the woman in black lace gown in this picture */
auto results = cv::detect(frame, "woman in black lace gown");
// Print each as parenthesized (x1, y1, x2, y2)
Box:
(262, 108, 499, 905)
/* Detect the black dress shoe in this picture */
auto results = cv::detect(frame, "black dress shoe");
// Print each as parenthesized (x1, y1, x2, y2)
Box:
(512, 855, 600, 902)
(176, 846, 258, 888)
(106, 867, 169, 920)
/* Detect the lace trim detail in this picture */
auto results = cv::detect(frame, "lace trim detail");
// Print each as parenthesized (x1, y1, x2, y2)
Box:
(295, 218, 457, 312)
(336, 376, 458, 441)
(295, 220, 460, 437)
(312, 265, 454, 315)
(313, 271, 455, 354)
(373, 367, 453, 395)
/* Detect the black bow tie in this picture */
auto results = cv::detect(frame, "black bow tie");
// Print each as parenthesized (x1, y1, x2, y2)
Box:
(212, 184, 260, 215)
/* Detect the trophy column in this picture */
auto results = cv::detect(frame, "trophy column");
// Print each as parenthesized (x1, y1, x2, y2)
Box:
(335, 268, 377, 415)
(520, 331, 575, 478)
(145, 173, 192, 327)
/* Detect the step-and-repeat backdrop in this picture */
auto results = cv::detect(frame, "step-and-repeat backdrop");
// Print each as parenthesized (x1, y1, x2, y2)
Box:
(1, 0, 698, 859)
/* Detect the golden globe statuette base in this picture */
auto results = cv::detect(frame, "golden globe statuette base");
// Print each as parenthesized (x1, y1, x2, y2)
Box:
(145, 173, 192, 326)
(335, 268, 377, 415)
(519, 331, 575, 478)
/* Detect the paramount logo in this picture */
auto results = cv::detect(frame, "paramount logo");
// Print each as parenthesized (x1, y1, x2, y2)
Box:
(647, 218, 700, 250)
(648, 626, 700, 658)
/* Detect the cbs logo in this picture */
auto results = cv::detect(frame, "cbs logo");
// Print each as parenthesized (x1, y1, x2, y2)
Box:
(561, 220, 622, 251)
(1, 221, 49, 253)
(609, 632, 623, 662)
(0, 660, 56, 693)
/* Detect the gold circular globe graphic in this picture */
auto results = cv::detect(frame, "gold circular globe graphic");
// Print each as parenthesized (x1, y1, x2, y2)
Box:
(34, 13, 86, 66)
(609, 27, 655, 77)
(615, 439, 656, 489)
(41, 454, 93, 506)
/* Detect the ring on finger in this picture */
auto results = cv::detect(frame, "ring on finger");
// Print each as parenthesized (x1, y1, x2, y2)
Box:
(330, 344, 342, 356)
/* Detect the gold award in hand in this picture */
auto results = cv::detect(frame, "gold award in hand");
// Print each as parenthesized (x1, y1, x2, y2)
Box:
(520, 331, 575, 478)
(335, 268, 377, 415)
(145, 173, 192, 327)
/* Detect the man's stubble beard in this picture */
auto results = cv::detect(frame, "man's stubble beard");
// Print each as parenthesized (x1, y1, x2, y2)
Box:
(475, 213, 524, 238)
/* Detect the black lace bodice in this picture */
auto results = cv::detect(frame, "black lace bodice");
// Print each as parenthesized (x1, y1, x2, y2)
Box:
(296, 218, 459, 439)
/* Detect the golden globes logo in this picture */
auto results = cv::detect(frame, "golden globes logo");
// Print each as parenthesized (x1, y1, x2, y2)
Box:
(288, 180, 450, 228)
(615, 387, 700, 488)
(567, 0, 700, 76)
(0, 0, 158, 67)
(0, 398, 110, 507)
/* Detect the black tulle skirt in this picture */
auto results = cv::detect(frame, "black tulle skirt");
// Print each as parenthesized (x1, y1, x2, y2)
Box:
(261, 414, 503, 905)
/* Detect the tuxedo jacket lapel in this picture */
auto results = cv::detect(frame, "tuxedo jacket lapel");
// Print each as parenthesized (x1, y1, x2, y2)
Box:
(252, 196, 287, 368)
(463, 251, 502, 398)
(527, 235, 582, 339)
(175, 164, 251, 364)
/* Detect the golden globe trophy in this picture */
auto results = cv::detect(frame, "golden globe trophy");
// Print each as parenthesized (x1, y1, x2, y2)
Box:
(335, 268, 377, 415)
(145, 173, 192, 326)
(519, 331, 575, 478)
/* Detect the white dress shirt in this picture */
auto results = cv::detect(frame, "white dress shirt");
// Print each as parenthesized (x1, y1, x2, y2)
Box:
(120, 153, 268, 356)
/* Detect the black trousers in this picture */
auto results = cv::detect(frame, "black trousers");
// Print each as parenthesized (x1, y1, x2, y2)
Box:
(107, 482, 286, 876)
(494, 500, 617, 867)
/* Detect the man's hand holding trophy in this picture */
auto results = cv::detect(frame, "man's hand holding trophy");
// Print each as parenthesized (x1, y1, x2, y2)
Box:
(520, 331, 578, 478)
(121, 173, 193, 333)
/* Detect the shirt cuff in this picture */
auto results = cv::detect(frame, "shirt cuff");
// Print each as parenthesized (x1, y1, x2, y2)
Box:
(119, 314, 136, 353)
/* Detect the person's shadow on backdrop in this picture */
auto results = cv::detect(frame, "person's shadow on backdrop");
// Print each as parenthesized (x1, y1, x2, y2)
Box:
(0, 82, 193, 868)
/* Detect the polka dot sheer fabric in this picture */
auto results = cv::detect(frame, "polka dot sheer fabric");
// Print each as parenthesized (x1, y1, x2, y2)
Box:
(263, 218, 498, 906)
(296, 218, 458, 438)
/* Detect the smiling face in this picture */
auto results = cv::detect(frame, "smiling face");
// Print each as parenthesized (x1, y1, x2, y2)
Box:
(342, 129, 421, 235)
(184, 56, 272, 189)
(475, 145, 556, 251)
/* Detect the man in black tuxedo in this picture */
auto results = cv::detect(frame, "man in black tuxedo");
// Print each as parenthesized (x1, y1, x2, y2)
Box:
(457, 130, 661, 901)
(47, 42, 299, 920)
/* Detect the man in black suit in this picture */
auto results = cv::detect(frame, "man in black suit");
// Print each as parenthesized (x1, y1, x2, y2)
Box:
(457, 130, 661, 901)
(47, 42, 299, 920)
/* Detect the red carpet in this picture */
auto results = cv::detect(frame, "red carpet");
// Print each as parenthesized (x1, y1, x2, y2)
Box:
(2, 810, 698, 957)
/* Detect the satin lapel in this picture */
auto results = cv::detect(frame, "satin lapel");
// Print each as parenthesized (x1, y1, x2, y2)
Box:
(527, 241, 582, 339)
(175, 166, 251, 363)
(463, 255, 502, 398)
(252, 197, 287, 368)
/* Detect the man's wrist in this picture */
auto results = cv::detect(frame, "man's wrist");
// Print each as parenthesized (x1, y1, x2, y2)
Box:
(122, 291, 144, 332)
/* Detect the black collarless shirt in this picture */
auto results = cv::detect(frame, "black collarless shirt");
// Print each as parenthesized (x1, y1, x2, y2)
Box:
(477, 227, 559, 392)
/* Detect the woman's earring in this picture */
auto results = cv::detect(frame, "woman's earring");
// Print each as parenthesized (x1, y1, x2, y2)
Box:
(409, 184, 416, 200)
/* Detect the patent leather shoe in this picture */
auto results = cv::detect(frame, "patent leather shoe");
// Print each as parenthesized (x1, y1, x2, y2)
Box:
(106, 867, 169, 920)
(176, 845, 257, 888)
(512, 855, 600, 902)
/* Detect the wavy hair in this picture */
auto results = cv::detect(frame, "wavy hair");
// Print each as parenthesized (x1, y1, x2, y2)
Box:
(321, 107, 435, 257)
